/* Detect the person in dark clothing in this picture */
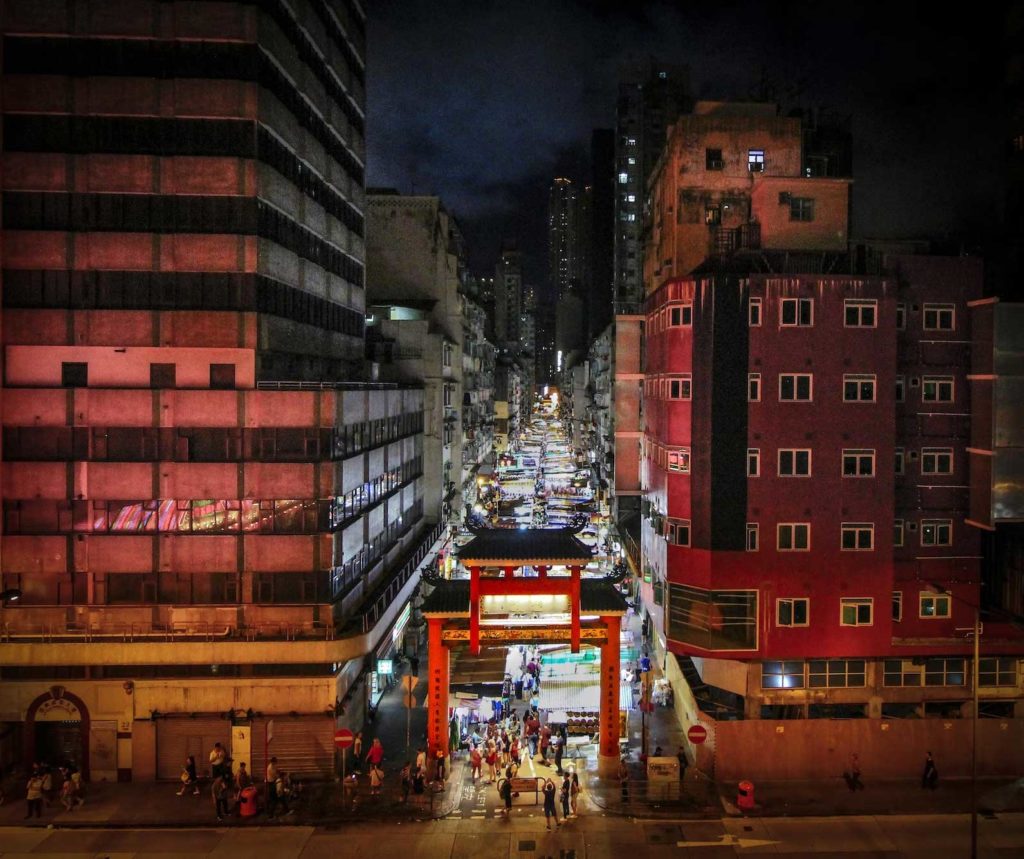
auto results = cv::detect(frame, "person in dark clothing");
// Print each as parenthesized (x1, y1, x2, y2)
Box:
(499, 777, 513, 815)
(676, 746, 688, 783)
(542, 778, 559, 830)
(560, 774, 572, 819)
(921, 752, 938, 789)
(553, 735, 564, 775)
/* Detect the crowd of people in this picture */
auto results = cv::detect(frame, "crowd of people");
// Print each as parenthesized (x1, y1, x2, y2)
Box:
(22, 762, 85, 818)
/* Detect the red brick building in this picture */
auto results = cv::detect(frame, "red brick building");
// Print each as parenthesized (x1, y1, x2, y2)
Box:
(0, 0, 436, 783)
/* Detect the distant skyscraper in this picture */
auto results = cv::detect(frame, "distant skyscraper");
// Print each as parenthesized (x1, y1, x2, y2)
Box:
(613, 60, 691, 306)
(588, 128, 616, 340)
(548, 178, 580, 299)
(494, 243, 523, 350)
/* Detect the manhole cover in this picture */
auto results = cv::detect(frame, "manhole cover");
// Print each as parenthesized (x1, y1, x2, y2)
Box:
(518, 840, 536, 851)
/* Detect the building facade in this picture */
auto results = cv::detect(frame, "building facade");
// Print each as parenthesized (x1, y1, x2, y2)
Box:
(0, 0, 439, 783)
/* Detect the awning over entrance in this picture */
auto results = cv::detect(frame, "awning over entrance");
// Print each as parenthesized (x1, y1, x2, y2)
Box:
(458, 527, 594, 567)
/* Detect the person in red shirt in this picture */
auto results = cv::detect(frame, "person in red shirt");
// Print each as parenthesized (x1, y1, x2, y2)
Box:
(365, 738, 384, 768)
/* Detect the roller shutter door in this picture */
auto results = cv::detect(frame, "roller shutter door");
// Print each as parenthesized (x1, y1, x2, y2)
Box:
(156, 719, 231, 781)
(251, 717, 334, 781)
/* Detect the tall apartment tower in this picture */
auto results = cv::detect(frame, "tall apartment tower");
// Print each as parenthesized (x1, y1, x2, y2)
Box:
(588, 128, 616, 341)
(0, 0, 436, 783)
(636, 103, 1024, 778)
(493, 244, 523, 352)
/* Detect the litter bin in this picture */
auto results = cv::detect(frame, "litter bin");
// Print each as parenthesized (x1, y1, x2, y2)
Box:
(239, 785, 258, 817)
(737, 780, 755, 810)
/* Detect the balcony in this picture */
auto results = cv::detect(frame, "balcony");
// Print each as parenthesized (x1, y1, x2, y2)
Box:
(711, 222, 761, 254)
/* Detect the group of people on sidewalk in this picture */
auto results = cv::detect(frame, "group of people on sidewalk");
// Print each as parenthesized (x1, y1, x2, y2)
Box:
(22, 762, 85, 818)
(175, 744, 301, 821)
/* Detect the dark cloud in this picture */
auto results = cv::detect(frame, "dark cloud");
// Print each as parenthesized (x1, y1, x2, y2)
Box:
(366, 0, 1008, 274)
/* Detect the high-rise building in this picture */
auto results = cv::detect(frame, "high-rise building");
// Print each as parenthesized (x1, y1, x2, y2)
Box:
(588, 128, 616, 342)
(493, 244, 523, 352)
(548, 178, 579, 300)
(634, 102, 1024, 779)
(0, 0, 438, 783)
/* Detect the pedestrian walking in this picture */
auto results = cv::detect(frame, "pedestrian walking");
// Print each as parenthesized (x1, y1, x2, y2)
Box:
(365, 737, 384, 770)
(560, 774, 571, 818)
(415, 746, 426, 775)
(212, 775, 229, 821)
(59, 771, 76, 811)
(485, 743, 498, 783)
(514, 674, 524, 701)
(68, 770, 85, 808)
(435, 747, 447, 782)
(234, 762, 252, 814)
(209, 742, 227, 779)
(676, 746, 688, 783)
(369, 763, 384, 796)
(41, 766, 54, 807)
(400, 762, 412, 802)
(617, 758, 630, 803)
(24, 772, 44, 819)
(553, 734, 564, 775)
(921, 752, 939, 790)
(177, 755, 200, 795)
(570, 769, 580, 815)
(542, 778, 559, 830)
(353, 732, 364, 770)
(266, 756, 281, 816)
(470, 745, 483, 780)
(499, 776, 513, 815)
(540, 725, 551, 762)
(844, 753, 864, 791)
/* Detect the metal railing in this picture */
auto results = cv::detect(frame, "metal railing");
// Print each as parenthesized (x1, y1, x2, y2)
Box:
(0, 619, 337, 644)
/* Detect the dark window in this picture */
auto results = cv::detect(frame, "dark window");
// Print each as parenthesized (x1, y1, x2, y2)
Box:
(61, 362, 88, 387)
(150, 363, 176, 388)
(790, 197, 815, 221)
(210, 364, 235, 389)
(705, 148, 724, 170)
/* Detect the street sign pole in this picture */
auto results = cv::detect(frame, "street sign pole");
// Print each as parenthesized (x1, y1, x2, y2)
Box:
(406, 681, 412, 752)
(401, 674, 419, 753)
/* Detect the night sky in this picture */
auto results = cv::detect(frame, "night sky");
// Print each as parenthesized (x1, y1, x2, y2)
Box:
(366, 1, 1009, 285)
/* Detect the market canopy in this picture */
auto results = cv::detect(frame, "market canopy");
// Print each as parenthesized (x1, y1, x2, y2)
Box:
(458, 527, 594, 567)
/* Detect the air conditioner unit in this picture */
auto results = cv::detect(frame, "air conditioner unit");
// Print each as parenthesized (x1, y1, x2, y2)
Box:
(778, 192, 792, 205)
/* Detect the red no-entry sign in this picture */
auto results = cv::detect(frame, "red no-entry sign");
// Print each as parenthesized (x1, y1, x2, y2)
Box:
(687, 724, 708, 745)
(334, 728, 355, 749)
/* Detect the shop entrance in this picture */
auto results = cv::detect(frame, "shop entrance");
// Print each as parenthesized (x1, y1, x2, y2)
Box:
(34, 721, 84, 769)
(24, 688, 91, 779)
(421, 527, 628, 776)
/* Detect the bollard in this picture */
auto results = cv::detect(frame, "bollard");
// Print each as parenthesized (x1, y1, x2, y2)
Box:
(737, 779, 755, 810)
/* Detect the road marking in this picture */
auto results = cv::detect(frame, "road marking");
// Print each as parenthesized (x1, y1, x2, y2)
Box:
(677, 835, 779, 849)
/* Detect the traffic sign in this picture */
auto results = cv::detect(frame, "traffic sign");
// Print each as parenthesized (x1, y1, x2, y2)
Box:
(334, 728, 355, 749)
(687, 724, 708, 745)
(402, 675, 419, 692)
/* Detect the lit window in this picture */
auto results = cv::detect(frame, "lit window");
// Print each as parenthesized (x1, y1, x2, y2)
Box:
(840, 598, 873, 627)
(777, 523, 810, 551)
(668, 376, 692, 400)
(777, 598, 809, 627)
(892, 591, 903, 621)
(780, 297, 813, 326)
(746, 523, 759, 551)
(747, 448, 760, 477)
(749, 297, 762, 326)
(628, 157, 637, 165)
(919, 593, 951, 618)
(667, 449, 691, 473)
(705, 206, 721, 225)
(894, 520, 904, 548)
(922, 375, 954, 403)
(748, 373, 761, 402)
(762, 661, 804, 689)
(843, 374, 876, 402)
(789, 197, 815, 222)
(842, 449, 875, 477)
(840, 522, 874, 551)
(626, 194, 636, 202)
(923, 303, 955, 331)
(668, 304, 693, 326)
(779, 373, 813, 401)
(778, 449, 811, 477)
(844, 299, 877, 327)
(618, 172, 629, 184)
(921, 447, 953, 475)
(748, 149, 765, 172)
(921, 519, 952, 546)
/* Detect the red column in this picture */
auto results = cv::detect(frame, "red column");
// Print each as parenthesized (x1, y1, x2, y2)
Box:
(504, 565, 515, 579)
(598, 614, 622, 773)
(469, 566, 480, 655)
(570, 565, 581, 653)
(427, 618, 450, 761)
(537, 565, 548, 578)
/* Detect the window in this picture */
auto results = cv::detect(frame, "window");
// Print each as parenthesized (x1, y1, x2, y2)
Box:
(667, 449, 690, 473)
(442, 342, 453, 368)
(923, 303, 955, 331)
(746, 523, 759, 551)
(921, 519, 952, 546)
(618, 172, 628, 184)
(704, 206, 721, 225)
(778, 448, 811, 477)
(896, 303, 906, 330)
(842, 449, 875, 477)
(840, 598, 873, 626)
(925, 657, 965, 686)
(443, 384, 453, 407)
(779, 373, 813, 401)
(748, 373, 761, 402)
(843, 374, 876, 402)
(808, 659, 865, 688)
(777, 598, 809, 627)
(789, 197, 815, 222)
(895, 448, 905, 475)
(777, 523, 810, 551)
(150, 363, 176, 388)
(919, 593, 951, 618)
(894, 520, 904, 548)
(761, 661, 804, 689)
(895, 375, 905, 403)
(921, 447, 953, 475)
(841, 523, 874, 551)
(922, 375, 954, 403)
(747, 448, 761, 477)
(668, 304, 693, 326)
(844, 299, 877, 327)
(705, 148, 724, 170)
(979, 657, 1018, 687)
(666, 519, 690, 546)
(209, 363, 235, 389)
(668, 376, 692, 400)
(892, 591, 903, 621)
(884, 659, 921, 687)
(780, 297, 813, 326)
(748, 149, 765, 172)
(61, 362, 88, 387)
(749, 297, 762, 326)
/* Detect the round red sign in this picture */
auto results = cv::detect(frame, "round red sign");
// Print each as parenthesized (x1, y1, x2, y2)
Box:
(334, 728, 355, 749)
(687, 724, 708, 744)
